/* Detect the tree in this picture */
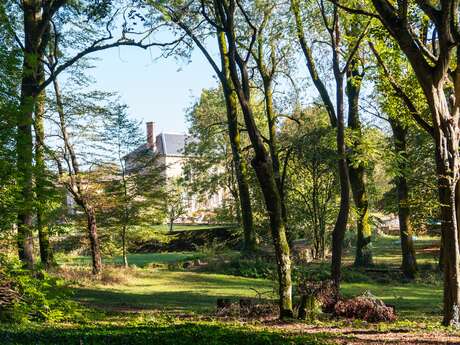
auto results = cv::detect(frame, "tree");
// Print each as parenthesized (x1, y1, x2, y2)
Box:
(291, 0, 369, 284)
(99, 105, 165, 267)
(208, 0, 293, 317)
(164, 179, 187, 232)
(184, 87, 246, 226)
(284, 108, 339, 259)
(7, 0, 178, 267)
(346, 55, 372, 267)
(152, 0, 257, 253)
(364, 0, 460, 326)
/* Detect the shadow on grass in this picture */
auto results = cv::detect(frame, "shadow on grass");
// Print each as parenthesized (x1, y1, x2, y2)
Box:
(0, 323, 329, 345)
(73, 287, 264, 312)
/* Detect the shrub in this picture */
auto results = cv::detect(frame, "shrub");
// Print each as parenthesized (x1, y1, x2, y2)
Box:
(0, 255, 82, 323)
(333, 292, 396, 322)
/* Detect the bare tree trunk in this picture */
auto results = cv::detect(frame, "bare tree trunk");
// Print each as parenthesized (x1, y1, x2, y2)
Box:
(217, 32, 255, 254)
(52, 73, 103, 275)
(330, 61, 350, 287)
(223, 87, 255, 253)
(291, 0, 350, 286)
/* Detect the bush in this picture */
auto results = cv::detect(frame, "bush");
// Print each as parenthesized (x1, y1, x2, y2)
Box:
(333, 292, 396, 322)
(227, 256, 275, 279)
(0, 255, 82, 323)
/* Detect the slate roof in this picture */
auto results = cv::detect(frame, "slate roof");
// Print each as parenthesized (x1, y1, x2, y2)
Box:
(125, 132, 188, 160)
(156, 133, 188, 156)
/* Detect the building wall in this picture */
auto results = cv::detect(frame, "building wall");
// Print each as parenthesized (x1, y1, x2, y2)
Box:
(164, 156, 185, 179)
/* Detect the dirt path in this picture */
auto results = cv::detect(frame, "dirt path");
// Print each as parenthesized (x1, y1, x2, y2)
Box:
(266, 321, 460, 345)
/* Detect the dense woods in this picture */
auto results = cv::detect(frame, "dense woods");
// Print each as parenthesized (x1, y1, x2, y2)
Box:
(2, 0, 460, 343)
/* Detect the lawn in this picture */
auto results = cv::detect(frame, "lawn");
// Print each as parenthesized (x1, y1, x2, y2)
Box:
(58, 252, 206, 267)
(0, 318, 330, 345)
(72, 269, 274, 312)
(60, 235, 443, 321)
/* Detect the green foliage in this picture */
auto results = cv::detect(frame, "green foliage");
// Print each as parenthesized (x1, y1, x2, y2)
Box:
(0, 255, 82, 323)
(0, 317, 330, 345)
(183, 87, 242, 222)
(283, 107, 338, 257)
(226, 256, 275, 279)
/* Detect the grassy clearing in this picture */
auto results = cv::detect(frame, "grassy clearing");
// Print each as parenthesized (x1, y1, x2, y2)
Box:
(72, 268, 274, 312)
(59, 236, 443, 321)
(368, 235, 440, 266)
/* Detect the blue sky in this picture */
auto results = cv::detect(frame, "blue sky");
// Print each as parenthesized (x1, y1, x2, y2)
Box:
(88, 45, 219, 135)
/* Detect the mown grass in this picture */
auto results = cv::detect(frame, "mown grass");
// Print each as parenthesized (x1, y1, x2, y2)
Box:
(58, 252, 206, 268)
(60, 236, 443, 321)
(72, 268, 274, 312)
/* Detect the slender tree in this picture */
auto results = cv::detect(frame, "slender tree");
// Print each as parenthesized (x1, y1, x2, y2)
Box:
(153, 1, 257, 253)
(212, 0, 293, 317)
(291, 0, 368, 285)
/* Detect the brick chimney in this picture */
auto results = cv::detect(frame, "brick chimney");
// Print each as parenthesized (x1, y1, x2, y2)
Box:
(146, 121, 155, 149)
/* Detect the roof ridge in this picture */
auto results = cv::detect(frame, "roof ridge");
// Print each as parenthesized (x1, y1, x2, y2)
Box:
(161, 132, 187, 136)
(161, 132, 167, 154)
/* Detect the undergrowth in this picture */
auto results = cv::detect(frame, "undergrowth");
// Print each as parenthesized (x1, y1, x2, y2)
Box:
(0, 255, 86, 323)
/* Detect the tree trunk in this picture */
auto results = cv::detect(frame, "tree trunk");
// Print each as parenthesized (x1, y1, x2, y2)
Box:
(330, 67, 350, 287)
(122, 225, 128, 268)
(252, 156, 293, 318)
(430, 87, 460, 326)
(17, 1, 43, 268)
(52, 74, 103, 275)
(85, 205, 102, 275)
(219, 10, 293, 316)
(291, 0, 350, 286)
(218, 32, 256, 255)
(35, 61, 55, 268)
(389, 118, 417, 279)
(346, 58, 372, 267)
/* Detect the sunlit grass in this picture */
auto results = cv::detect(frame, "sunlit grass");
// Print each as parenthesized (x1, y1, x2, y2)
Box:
(58, 252, 206, 267)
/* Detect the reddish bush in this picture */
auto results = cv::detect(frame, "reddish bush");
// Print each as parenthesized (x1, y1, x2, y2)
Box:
(333, 293, 396, 322)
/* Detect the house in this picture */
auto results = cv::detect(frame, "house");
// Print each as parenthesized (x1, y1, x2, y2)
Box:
(124, 122, 227, 222)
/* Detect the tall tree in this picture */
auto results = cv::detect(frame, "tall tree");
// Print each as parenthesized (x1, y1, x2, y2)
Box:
(291, 0, 368, 285)
(153, 0, 257, 253)
(362, 2, 460, 321)
(8, 0, 175, 267)
(346, 56, 372, 267)
(100, 107, 164, 267)
(211, 0, 293, 317)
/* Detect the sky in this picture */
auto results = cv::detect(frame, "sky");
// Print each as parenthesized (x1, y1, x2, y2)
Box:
(87, 44, 219, 136)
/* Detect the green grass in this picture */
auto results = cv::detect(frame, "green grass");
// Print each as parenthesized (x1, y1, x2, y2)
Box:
(368, 235, 440, 266)
(73, 269, 274, 312)
(58, 234, 443, 320)
(151, 224, 235, 232)
(341, 282, 442, 319)
(58, 252, 205, 268)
